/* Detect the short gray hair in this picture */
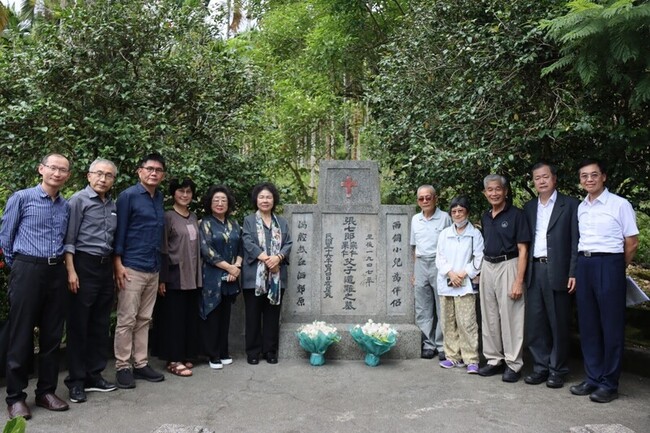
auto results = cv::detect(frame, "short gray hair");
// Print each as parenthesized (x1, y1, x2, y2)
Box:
(483, 174, 508, 189)
(416, 184, 436, 196)
(89, 158, 117, 174)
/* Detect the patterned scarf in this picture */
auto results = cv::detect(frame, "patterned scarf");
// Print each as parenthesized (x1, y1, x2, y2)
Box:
(255, 210, 282, 305)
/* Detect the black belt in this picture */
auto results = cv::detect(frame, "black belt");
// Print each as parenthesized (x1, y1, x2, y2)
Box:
(15, 254, 64, 266)
(579, 252, 619, 257)
(484, 252, 518, 263)
(77, 251, 112, 264)
(533, 257, 548, 263)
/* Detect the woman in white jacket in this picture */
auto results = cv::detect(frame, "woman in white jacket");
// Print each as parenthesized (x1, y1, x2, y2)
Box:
(435, 196, 484, 373)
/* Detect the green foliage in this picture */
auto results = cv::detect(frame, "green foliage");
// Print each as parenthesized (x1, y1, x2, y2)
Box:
(0, 0, 262, 214)
(2, 416, 26, 433)
(232, 0, 407, 202)
(541, 0, 650, 107)
(368, 0, 649, 211)
(636, 212, 650, 266)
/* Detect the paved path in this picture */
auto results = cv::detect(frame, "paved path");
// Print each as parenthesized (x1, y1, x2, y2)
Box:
(3, 357, 649, 433)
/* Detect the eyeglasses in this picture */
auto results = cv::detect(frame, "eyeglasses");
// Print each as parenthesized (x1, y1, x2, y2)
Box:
(417, 195, 434, 202)
(141, 166, 165, 174)
(212, 198, 228, 203)
(579, 172, 601, 181)
(43, 164, 70, 174)
(89, 170, 116, 180)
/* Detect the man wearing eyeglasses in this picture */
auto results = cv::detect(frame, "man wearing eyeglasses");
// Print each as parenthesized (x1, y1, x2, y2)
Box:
(112, 153, 167, 389)
(410, 185, 452, 360)
(1, 153, 71, 420)
(569, 159, 638, 403)
(63, 158, 118, 404)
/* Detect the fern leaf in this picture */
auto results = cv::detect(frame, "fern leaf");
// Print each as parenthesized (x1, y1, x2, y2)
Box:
(541, 54, 576, 77)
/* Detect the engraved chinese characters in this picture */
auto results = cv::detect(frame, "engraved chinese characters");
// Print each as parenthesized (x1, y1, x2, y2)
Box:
(284, 160, 414, 323)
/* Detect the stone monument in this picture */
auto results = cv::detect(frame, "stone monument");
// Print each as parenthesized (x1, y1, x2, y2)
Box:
(280, 160, 420, 360)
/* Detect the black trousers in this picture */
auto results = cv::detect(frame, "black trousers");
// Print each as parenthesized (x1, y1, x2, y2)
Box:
(151, 288, 200, 362)
(243, 289, 283, 357)
(201, 294, 235, 362)
(64, 252, 114, 389)
(6, 256, 67, 405)
(576, 253, 626, 392)
(525, 261, 572, 376)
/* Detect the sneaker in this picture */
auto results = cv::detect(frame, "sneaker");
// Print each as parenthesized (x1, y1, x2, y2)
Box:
(69, 386, 87, 403)
(439, 359, 455, 369)
(133, 365, 165, 382)
(221, 357, 233, 365)
(116, 368, 135, 389)
(438, 351, 446, 361)
(439, 359, 465, 369)
(85, 377, 117, 393)
(467, 364, 479, 374)
(209, 360, 223, 370)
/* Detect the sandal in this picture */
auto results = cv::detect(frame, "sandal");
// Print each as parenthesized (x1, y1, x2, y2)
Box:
(167, 362, 192, 377)
(183, 361, 194, 369)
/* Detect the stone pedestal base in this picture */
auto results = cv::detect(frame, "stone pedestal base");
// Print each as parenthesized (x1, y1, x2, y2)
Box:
(279, 323, 421, 360)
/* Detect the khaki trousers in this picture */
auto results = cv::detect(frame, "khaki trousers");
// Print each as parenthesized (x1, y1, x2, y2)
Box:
(114, 268, 159, 369)
(479, 258, 525, 372)
(440, 294, 479, 364)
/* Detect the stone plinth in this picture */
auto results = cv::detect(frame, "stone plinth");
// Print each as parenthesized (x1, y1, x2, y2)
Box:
(280, 160, 419, 360)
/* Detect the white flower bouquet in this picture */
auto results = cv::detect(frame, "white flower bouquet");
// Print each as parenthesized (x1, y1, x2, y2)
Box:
(350, 319, 398, 366)
(296, 321, 341, 366)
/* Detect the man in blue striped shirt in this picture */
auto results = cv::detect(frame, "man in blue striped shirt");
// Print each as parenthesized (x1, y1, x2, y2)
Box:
(0, 153, 72, 420)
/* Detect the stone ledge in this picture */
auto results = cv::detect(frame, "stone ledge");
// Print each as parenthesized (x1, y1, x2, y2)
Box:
(279, 323, 420, 360)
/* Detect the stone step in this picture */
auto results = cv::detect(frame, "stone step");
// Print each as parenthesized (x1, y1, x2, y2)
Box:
(278, 323, 421, 360)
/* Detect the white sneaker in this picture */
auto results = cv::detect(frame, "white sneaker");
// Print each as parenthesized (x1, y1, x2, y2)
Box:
(209, 360, 223, 370)
(221, 358, 233, 365)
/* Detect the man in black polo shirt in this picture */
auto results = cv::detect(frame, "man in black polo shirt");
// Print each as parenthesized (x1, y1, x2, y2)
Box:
(478, 174, 530, 383)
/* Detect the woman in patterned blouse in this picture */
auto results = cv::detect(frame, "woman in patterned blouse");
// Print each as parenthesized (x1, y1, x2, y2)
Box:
(199, 185, 243, 370)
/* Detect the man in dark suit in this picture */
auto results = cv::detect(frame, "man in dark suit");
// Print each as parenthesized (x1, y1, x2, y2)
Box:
(523, 161, 579, 389)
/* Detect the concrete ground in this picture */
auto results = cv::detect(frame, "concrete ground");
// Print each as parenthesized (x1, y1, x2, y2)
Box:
(2, 355, 649, 433)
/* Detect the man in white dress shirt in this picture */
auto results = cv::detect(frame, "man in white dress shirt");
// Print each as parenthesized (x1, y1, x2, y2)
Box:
(569, 159, 638, 403)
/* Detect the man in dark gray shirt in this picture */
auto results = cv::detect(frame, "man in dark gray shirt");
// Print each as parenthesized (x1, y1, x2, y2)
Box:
(64, 158, 118, 404)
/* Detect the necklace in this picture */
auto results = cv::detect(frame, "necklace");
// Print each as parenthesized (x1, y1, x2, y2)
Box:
(173, 204, 190, 218)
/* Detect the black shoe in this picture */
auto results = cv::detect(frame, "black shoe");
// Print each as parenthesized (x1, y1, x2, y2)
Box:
(247, 356, 259, 365)
(116, 368, 136, 389)
(546, 374, 565, 389)
(85, 377, 117, 393)
(502, 367, 521, 383)
(589, 387, 618, 403)
(421, 349, 436, 359)
(133, 365, 165, 382)
(438, 351, 446, 361)
(69, 386, 87, 403)
(478, 363, 505, 377)
(266, 352, 278, 364)
(524, 371, 549, 385)
(570, 381, 598, 396)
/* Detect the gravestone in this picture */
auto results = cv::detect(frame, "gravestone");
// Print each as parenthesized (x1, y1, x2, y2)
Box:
(280, 160, 420, 360)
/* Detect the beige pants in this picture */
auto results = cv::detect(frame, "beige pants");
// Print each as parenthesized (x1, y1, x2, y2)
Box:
(440, 294, 479, 364)
(479, 258, 526, 372)
(114, 268, 159, 369)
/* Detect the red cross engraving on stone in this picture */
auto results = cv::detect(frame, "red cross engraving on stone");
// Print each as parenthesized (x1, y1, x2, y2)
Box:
(341, 175, 358, 198)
